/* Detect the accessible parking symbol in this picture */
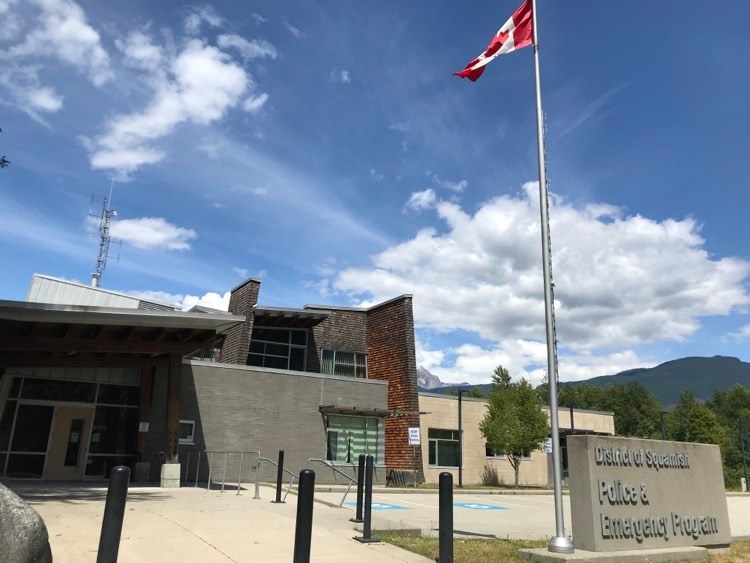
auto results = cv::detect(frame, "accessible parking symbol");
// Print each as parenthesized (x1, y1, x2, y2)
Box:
(345, 502, 409, 510)
(454, 502, 506, 510)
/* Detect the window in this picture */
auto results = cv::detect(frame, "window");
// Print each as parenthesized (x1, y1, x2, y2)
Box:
(428, 429, 459, 467)
(485, 445, 532, 460)
(248, 328, 307, 371)
(325, 415, 378, 463)
(178, 420, 195, 445)
(321, 350, 367, 378)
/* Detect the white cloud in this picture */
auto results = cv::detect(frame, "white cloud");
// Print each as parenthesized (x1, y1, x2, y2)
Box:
(0, 0, 110, 118)
(283, 20, 302, 38)
(251, 13, 267, 26)
(8, 0, 112, 86)
(233, 267, 248, 278)
(431, 174, 468, 193)
(388, 122, 410, 133)
(330, 69, 350, 83)
(123, 290, 181, 308)
(405, 188, 436, 212)
(28, 85, 63, 112)
(181, 291, 230, 311)
(242, 92, 269, 113)
(87, 39, 253, 176)
(369, 169, 384, 182)
(197, 136, 226, 159)
(331, 182, 750, 356)
(416, 337, 653, 386)
(184, 5, 223, 35)
(217, 34, 277, 60)
(231, 185, 268, 196)
(110, 217, 197, 250)
(0, 0, 23, 41)
(115, 31, 164, 72)
(125, 289, 231, 312)
(729, 324, 750, 341)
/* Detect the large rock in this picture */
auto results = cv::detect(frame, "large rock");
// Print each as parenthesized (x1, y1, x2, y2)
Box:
(0, 483, 53, 563)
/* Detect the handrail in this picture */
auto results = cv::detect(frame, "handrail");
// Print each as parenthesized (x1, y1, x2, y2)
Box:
(253, 456, 299, 502)
(202, 450, 261, 495)
(307, 458, 356, 507)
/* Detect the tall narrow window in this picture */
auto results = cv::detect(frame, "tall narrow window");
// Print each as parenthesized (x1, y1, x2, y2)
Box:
(321, 350, 367, 378)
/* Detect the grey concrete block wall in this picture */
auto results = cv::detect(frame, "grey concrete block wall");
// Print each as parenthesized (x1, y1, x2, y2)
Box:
(149, 361, 389, 485)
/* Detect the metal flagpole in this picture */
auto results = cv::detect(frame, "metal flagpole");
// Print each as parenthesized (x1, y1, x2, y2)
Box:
(531, 0, 574, 554)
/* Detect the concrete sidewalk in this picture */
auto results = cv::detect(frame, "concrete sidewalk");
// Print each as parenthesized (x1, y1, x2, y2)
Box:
(11, 484, 430, 563)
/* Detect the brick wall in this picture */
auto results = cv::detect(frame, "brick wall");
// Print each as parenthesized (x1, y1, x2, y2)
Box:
(366, 296, 423, 479)
(305, 308, 367, 372)
(219, 278, 260, 364)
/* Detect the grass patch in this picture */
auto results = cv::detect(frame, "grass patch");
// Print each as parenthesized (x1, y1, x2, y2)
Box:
(374, 532, 545, 562)
(374, 533, 750, 563)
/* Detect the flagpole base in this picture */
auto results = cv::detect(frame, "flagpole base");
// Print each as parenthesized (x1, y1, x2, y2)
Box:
(547, 536, 574, 554)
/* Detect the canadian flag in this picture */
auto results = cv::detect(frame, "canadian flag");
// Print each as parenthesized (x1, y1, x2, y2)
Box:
(454, 0, 533, 81)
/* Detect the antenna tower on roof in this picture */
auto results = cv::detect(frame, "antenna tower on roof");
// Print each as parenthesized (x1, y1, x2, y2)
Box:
(90, 180, 119, 288)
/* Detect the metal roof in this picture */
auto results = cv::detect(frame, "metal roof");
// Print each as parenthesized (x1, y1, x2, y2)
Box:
(0, 300, 244, 332)
(27, 274, 178, 310)
(0, 299, 245, 369)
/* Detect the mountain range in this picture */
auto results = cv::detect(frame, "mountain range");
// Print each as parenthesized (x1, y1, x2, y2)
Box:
(419, 356, 750, 405)
(417, 366, 469, 389)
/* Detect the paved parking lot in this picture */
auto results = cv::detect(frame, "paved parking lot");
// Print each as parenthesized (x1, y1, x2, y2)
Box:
(315, 489, 750, 540)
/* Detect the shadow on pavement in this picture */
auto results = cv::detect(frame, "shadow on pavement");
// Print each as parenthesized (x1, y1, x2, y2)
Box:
(3, 480, 170, 505)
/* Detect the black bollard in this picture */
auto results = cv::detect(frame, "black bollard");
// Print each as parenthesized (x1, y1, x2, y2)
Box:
(96, 465, 131, 563)
(293, 469, 315, 563)
(438, 472, 453, 563)
(350, 454, 365, 523)
(272, 449, 285, 503)
(354, 455, 379, 543)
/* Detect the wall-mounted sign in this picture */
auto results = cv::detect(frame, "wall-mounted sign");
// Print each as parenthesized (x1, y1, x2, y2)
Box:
(568, 435, 731, 552)
(138, 422, 150, 432)
(408, 427, 421, 446)
(543, 437, 553, 453)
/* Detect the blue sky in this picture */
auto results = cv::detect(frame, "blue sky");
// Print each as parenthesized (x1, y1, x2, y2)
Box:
(1, 0, 749, 385)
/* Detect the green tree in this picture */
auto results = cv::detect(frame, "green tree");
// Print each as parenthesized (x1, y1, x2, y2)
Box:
(558, 383, 607, 411)
(707, 386, 750, 486)
(601, 382, 662, 438)
(446, 386, 487, 398)
(668, 391, 726, 444)
(467, 386, 486, 398)
(492, 365, 511, 388)
(481, 366, 548, 487)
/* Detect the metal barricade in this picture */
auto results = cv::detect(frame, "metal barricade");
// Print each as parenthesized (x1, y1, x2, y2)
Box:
(306, 458, 357, 507)
(185, 450, 260, 494)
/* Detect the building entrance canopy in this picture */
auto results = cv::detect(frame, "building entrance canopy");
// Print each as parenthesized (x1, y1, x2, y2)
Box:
(0, 300, 243, 477)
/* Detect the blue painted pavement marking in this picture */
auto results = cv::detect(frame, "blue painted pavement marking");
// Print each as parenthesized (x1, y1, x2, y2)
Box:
(345, 502, 409, 510)
(454, 502, 507, 510)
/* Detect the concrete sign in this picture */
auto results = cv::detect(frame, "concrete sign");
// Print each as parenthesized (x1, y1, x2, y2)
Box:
(408, 427, 421, 446)
(568, 435, 731, 552)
